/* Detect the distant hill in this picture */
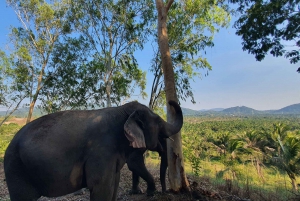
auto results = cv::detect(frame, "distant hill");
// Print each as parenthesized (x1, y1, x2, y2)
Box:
(221, 106, 262, 115)
(0, 107, 45, 118)
(182, 108, 202, 116)
(1, 103, 300, 118)
(182, 103, 300, 116)
(271, 103, 300, 114)
(199, 108, 224, 112)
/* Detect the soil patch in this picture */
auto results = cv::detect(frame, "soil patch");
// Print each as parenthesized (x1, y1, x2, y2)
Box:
(3, 118, 26, 126)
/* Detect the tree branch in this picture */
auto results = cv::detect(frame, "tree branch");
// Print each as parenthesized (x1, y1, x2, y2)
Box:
(166, 0, 174, 13)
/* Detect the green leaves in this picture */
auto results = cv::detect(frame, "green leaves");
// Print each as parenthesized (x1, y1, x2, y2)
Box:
(231, 0, 300, 66)
(150, 0, 231, 107)
(65, 0, 151, 107)
(2, 0, 72, 122)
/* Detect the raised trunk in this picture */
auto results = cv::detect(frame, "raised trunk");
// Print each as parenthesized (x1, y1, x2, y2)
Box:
(162, 101, 183, 137)
(155, 0, 190, 192)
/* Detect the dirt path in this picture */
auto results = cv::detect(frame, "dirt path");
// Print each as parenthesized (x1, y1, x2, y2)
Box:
(2, 118, 27, 126)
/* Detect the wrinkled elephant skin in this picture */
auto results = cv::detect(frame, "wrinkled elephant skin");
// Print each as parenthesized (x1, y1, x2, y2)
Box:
(4, 101, 183, 201)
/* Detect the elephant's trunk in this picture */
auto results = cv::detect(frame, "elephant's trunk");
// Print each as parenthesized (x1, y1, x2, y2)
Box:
(161, 100, 183, 138)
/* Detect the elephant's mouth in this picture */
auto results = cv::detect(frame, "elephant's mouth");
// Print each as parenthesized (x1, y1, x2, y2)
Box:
(148, 141, 163, 154)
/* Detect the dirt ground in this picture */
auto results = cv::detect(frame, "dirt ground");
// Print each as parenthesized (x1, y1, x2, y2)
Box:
(0, 161, 229, 201)
(2, 118, 27, 126)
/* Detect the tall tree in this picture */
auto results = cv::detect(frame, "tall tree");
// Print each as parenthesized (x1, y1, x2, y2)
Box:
(155, 0, 189, 192)
(154, 0, 230, 192)
(68, 0, 153, 107)
(150, 0, 230, 109)
(40, 36, 147, 112)
(5, 0, 71, 123)
(230, 0, 300, 71)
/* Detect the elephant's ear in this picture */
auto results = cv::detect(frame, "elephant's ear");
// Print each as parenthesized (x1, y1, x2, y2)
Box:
(124, 111, 146, 148)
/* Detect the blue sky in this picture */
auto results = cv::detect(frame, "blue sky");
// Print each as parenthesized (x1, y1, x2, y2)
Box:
(1, 2, 299, 111)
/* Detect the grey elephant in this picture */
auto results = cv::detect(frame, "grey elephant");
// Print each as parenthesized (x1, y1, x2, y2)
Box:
(4, 101, 183, 201)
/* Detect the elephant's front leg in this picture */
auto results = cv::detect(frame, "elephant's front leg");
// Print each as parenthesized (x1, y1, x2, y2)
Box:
(127, 150, 156, 196)
(131, 171, 143, 194)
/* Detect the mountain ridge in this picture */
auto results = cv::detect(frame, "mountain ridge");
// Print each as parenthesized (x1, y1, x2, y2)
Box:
(1, 103, 300, 117)
(183, 103, 300, 116)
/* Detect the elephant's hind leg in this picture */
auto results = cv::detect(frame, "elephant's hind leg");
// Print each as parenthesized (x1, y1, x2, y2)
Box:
(86, 157, 120, 201)
(4, 156, 41, 201)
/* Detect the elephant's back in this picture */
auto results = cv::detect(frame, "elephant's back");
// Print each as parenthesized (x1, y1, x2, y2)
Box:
(8, 110, 97, 164)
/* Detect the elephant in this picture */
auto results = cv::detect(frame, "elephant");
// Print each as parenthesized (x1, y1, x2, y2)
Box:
(127, 137, 168, 196)
(4, 100, 183, 201)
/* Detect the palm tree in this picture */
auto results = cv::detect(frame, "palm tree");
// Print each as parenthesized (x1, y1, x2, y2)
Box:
(271, 123, 290, 156)
(267, 123, 300, 192)
(237, 130, 268, 182)
(277, 133, 300, 192)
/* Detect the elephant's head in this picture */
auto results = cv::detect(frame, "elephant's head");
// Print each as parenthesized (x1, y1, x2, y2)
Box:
(124, 100, 183, 150)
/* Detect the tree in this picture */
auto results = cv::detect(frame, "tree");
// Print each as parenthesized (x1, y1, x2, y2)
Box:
(67, 0, 152, 107)
(279, 134, 300, 192)
(5, 0, 71, 123)
(154, 0, 230, 192)
(0, 50, 27, 126)
(155, 0, 189, 192)
(266, 123, 300, 192)
(231, 0, 300, 71)
(149, 0, 230, 109)
(40, 36, 147, 112)
(238, 130, 268, 182)
(38, 36, 93, 113)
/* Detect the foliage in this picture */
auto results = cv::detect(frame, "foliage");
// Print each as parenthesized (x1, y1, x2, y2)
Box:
(2, 0, 72, 123)
(0, 50, 29, 126)
(182, 115, 300, 192)
(40, 35, 147, 112)
(149, 0, 231, 108)
(62, 0, 152, 107)
(231, 0, 300, 68)
(0, 123, 21, 160)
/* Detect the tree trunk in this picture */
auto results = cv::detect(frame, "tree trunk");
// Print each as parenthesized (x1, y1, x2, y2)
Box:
(0, 98, 24, 127)
(155, 0, 190, 192)
(26, 60, 47, 124)
(288, 172, 298, 192)
(291, 178, 298, 192)
(26, 100, 36, 123)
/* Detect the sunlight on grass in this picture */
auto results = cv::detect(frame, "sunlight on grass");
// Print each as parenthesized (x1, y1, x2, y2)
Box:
(0, 123, 22, 161)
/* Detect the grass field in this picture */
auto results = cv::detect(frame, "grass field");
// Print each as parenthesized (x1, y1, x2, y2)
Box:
(1, 115, 300, 200)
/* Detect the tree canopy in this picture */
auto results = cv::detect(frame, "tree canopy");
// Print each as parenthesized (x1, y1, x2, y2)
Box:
(149, 0, 231, 110)
(2, 0, 72, 123)
(231, 0, 300, 71)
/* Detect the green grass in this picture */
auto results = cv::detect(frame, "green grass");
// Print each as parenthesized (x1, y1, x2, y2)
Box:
(0, 123, 22, 161)
(146, 156, 299, 201)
